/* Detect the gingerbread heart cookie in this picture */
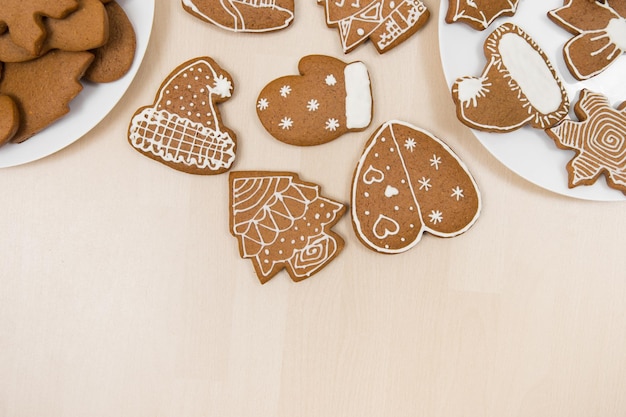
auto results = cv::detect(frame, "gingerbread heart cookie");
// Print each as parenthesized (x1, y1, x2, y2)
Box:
(256, 55, 372, 146)
(182, 0, 294, 33)
(445, 0, 519, 31)
(128, 57, 237, 175)
(548, 0, 626, 80)
(230, 171, 346, 283)
(451, 23, 569, 132)
(546, 89, 626, 194)
(351, 121, 481, 254)
(319, 0, 430, 53)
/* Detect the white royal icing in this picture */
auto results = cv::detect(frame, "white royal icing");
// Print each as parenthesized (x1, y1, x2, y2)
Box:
(606, 18, 626, 51)
(344, 61, 372, 129)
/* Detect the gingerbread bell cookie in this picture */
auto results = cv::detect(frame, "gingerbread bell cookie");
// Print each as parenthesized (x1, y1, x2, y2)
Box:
(257, 55, 372, 146)
(319, 0, 430, 53)
(128, 57, 237, 175)
(446, 0, 519, 30)
(230, 171, 346, 284)
(546, 89, 626, 194)
(452, 23, 569, 132)
(351, 121, 481, 254)
(548, 0, 626, 80)
(182, 0, 294, 33)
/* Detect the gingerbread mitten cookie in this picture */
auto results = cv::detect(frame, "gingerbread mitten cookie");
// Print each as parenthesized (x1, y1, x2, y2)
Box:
(446, 0, 519, 31)
(256, 55, 372, 146)
(320, 0, 429, 53)
(230, 171, 346, 284)
(182, 0, 294, 33)
(546, 89, 626, 194)
(548, 0, 626, 80)
(128, 57, 237, 175)
(451, 23, 569, 132)
(352, 121, 481, 254)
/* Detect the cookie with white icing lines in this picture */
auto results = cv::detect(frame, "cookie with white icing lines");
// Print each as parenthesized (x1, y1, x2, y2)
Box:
(548, 0, 626, 80)
(319, 0, 430, 53)
(182, 0, 294, 33)
(445, 0, 519, 31)
(256, 55, 372, 146)
(128, 56, 237, 175)
(230, 171, 346, 284)
(452, 23, 569, 133)
(351, 121, 481, 254)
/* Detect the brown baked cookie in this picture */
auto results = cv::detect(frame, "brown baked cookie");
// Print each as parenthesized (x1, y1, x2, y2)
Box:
(319, 0, 430, 53)
(0, 94, 20, 146)
(182, 0, 294, 33)
(230, 171, 346, 283)
(0, 0, 109, 63)
(546, 89, 626, 193)
(446, 0, 519, 31)
(256, 55, 373, 146)
(351, 121, 481, 254)
(128, 57, 237, 175)
(451, 23, 570, 132)
(548, 0, 626, 80)
(0, 0, 79, 55)
(84, 1, 136, 83)
(0, 50, 94, 143)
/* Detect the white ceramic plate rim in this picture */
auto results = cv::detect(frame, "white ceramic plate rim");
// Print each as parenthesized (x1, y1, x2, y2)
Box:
(0, 0, 155, 168)
(438, 0, 626, 201)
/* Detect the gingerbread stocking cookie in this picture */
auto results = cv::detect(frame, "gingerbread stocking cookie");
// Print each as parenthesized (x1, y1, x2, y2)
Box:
(319, 0, 430, 53)
(256, 55, 372, 146)
(230, 171, 346, 283)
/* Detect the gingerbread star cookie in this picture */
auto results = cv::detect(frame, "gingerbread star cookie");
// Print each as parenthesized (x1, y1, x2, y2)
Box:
(546, 89, 626, 194)
(230, 171, 346, 284)
(548, 0, 626, 80)
(446, 0, 519, 30)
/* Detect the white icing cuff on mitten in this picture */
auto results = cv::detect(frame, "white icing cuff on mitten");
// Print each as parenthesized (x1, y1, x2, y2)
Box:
(344, 62, 372, 129)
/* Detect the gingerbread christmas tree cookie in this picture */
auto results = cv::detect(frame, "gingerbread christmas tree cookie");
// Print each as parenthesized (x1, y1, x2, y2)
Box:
(546, 89, 626, 194)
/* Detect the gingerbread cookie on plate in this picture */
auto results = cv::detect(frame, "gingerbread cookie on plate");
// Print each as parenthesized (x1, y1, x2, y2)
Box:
(445, 0, 519, 31)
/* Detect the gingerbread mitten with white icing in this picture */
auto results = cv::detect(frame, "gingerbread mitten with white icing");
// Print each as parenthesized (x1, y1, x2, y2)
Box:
(256, 55, 372, 146)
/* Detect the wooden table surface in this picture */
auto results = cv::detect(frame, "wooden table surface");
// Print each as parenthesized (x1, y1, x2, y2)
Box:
(1, 1, 625, 416)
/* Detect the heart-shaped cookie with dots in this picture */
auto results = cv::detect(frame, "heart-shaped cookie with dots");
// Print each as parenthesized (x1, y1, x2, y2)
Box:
(351, 120, 481, 254)
(128, 56, 237, 175)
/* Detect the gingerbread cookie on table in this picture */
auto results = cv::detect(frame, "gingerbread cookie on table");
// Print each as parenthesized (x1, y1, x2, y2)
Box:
(230, 171, 346, 284)
(451, 23, 569, 132)
(319, 0, 430, 53)
(548, 0, 626, 80)
(445, 0, 519, 30)
(256, 55, 372, 146)
(351, 121, 481, 254)
(182, 0, 294, 33)
(546, 89, 626, 194)
(128, 57, 237, 175)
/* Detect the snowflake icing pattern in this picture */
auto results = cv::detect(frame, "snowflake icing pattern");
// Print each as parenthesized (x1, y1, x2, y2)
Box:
(451, 186, 465, 201)
(404, 138, 416, 152)
(418, 177, 432, 191)
(279, 117, 293, 130)
(280, 85, 292, 97)
(257, 98, 269, 111)
(325, 118, 340, 131)
(428, 210, 443, 224)
(430, 154, 442, 170)
(307, 99, 320, 112)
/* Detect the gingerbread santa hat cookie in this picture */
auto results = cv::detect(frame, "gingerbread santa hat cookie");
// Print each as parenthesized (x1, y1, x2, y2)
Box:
(351, 121, 481, 254)
(128, 56, 237, 175)
(230, 171, 346, 283)
(319, 0, 430, 53)
(182, 0, 294, 33)
(451, 23, 569, 132)
(256, 55, 372, 146)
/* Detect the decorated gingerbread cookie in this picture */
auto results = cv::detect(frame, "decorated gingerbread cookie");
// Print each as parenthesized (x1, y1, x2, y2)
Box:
(182, 0, 294, 33)
(256, 55, 372, 146)
(230, 171, 346, 283)
(548, 0, 626, 80)
(446, 0, 519, 30)
(0, 50, 94, 143)
(0, 94, 19, 146)
(451, 23, 570, 132)
(546, 89, 626, 194)
(319, 0, 430, 53)
(351, 121, 481, 254)
(128, 57, 237, 175)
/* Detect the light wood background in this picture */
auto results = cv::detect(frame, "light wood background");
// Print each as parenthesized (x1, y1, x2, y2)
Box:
(1, 1, 626, 416)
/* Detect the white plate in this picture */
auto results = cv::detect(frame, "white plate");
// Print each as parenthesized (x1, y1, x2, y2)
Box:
(0, 0, 155, 168)
(438, 0, 626, 201)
